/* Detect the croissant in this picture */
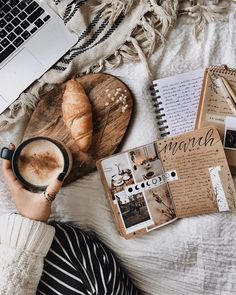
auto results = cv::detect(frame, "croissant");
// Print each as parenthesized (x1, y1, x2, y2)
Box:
(62, 79, 93, 152)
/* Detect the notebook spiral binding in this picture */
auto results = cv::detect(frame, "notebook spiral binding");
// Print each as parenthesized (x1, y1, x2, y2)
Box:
(209, 64, 236, 75)
(150, 84, 170, 138)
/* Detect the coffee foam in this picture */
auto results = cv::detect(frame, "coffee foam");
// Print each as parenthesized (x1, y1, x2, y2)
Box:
(17, 139, 64, 187)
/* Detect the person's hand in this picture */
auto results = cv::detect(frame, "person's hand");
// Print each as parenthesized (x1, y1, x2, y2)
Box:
(2, 144, 65, 222)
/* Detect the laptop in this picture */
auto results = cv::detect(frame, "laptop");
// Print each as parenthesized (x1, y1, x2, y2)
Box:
(0, 0, 78, 114)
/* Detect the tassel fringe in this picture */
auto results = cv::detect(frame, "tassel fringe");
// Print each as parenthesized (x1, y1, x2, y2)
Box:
(0, 82, 54, 130)
(92, 0, 136, 23)
(184, 2, 229, 37)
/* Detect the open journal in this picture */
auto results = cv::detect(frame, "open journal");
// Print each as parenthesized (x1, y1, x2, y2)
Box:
(195, 65, 236, 174)
(97, 127, 236, 239)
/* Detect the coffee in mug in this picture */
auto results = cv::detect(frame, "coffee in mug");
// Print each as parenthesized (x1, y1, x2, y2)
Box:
(0, 137, 72, 191)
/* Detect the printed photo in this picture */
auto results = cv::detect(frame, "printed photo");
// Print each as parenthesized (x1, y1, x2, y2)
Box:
(128, 143, 164, 183)
(224, 116, 236, 150)
(225, 130, 236, 150)
(101, 153, 134, 194)
(144, 185, 176, 230)
(115, 191, 152, 229)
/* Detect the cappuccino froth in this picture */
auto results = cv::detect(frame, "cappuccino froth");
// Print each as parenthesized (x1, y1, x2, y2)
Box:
(18, 139, 64, 187)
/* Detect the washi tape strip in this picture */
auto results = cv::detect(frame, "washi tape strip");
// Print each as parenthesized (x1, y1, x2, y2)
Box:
(208, 166, 229, 212)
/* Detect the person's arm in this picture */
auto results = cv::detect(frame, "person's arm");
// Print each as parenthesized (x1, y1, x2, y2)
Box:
(0, 213, 55, 295)
(0, 143, 65, 295)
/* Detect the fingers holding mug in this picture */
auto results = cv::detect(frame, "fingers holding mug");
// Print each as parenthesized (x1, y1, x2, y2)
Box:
(43, 172, 66, 204)
(2, 143, 15, 169)
(1, 143, 23, 192)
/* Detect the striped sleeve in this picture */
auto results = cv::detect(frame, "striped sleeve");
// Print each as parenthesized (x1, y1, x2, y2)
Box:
(37, 223, 141, 295)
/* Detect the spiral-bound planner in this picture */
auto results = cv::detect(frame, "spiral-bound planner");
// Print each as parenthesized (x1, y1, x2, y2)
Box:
(195, 65, 236, 174)
(151, 69, 204, 137)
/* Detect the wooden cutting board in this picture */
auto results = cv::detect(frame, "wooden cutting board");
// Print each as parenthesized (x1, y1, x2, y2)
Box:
(23, 73, 133, 184)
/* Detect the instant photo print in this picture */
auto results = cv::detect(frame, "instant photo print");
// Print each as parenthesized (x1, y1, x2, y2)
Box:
(97, 127, 236, 239)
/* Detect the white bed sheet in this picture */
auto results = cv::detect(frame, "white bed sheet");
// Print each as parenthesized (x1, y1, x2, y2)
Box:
(0, 5, 236, 295)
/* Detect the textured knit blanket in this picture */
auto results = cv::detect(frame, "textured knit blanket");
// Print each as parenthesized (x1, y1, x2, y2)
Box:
(0, 1, 236, 295)
(0, 0, 230, 129)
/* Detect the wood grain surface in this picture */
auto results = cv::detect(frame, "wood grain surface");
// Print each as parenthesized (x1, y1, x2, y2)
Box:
(24, 73, 133, 184)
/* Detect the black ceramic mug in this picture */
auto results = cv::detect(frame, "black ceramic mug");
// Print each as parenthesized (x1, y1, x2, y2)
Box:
(0, 137, 73, 191)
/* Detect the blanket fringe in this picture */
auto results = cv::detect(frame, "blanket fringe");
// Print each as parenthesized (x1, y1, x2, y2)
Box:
(92, 0, 136, 23)
(0, 82, 54, 130)
(179, 1, 229, 38)
(82, 0, 179, 76)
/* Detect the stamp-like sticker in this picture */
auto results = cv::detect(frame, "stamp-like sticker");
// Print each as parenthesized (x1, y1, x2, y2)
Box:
(206, 113, 225, 124)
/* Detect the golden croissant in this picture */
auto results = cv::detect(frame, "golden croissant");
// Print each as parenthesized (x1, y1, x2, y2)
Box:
(62, 79, 93, 152)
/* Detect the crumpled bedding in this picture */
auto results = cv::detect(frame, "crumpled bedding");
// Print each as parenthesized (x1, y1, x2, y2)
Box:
(0, 4, 236, 295)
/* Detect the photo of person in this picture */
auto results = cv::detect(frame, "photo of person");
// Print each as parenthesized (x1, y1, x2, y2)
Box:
(115, 191, 152, 229)
(144, 185, 176, 230)
(128, 143, 164, 182)
(101, 153, 134, 195)
(224, 116, 236, 150)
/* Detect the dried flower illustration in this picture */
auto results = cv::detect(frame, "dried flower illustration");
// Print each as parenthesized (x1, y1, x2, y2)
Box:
(209, 73, 220, 94)
(153, 193, 175, 219)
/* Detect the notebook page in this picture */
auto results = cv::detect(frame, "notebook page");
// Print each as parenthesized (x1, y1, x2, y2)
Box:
(156, 127, 236, 217)
(153, 69, 203, 136)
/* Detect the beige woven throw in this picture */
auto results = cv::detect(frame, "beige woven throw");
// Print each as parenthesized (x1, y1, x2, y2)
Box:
(0, 0, 230, 130)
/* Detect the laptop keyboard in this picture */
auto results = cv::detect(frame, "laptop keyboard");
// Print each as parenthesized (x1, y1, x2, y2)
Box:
(0, 0, 51, 64)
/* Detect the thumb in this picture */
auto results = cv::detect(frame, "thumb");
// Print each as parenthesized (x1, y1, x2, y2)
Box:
(45, 171, 66, 199)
